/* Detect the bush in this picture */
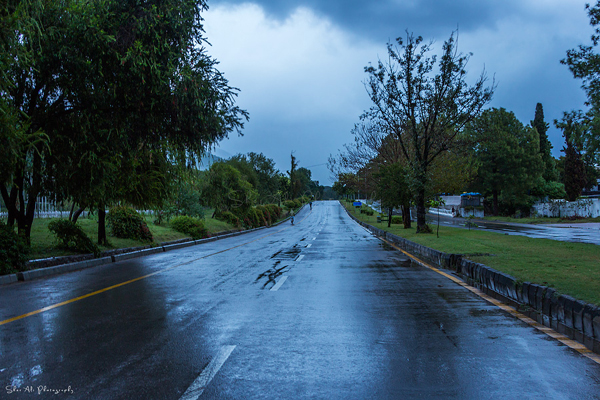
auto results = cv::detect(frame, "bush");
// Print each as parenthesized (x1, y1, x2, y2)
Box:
(283, 200, 296, 210)
(107, 206, 153, 241)
(0, 221, 27, 275)
(217, 211, 241, 227)
(366, 209, 374, 216)
(267, 204, 282, 219)
(300, 195, 310, 203)
(170, 216, 209, 239)
(293, 199, 302, 209)
(391, 216, 402, 224)
(48, 219, 100, 256)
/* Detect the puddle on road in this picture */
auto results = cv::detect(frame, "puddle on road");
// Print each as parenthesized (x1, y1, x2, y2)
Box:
(270, 247, 301, 260)
(255, 261, 289, 289)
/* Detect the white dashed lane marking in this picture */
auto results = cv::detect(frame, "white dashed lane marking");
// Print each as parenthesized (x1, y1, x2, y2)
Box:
(180, 345, 236, 400)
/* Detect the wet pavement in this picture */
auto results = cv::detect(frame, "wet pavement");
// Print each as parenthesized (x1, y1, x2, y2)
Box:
(428, 214, 600, 246)
(1, 201, 600, 399)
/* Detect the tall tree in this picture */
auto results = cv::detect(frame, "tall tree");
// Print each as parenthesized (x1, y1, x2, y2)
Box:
(555, 112, 588, 201)
(375, 163, 411, 228)
(288, 152, 300, 199)
(1, 0, 247, 243)
(532, 103, 558, 182)
(363, 31, 494, 232)
(466, 108, 544, 216)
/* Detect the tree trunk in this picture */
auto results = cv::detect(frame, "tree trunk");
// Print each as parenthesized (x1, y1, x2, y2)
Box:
(416, 189, 427, 233)
(387, 207, 392, 228)
(98, 207, 107, 246)
(1, 185, 18, 227)
(493, 189, 499, 216)
(72, 207, 86, 223)
(402, 204, 411, 229)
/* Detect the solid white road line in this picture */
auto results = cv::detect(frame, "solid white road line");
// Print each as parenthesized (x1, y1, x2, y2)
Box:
(180, 345, 236, 400)
(270, 276, 288, 292)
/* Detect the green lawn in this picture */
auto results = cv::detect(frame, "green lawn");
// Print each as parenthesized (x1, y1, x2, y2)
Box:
(343, 202, 600, 306)
(26, 213, 236, 261)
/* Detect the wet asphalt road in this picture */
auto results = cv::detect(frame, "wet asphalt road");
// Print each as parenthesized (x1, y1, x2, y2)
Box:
(1, 201, 600, 399)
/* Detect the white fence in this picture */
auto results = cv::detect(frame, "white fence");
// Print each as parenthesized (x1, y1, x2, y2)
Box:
(0, 196, 87, 219)
(532, 198, 600, 218)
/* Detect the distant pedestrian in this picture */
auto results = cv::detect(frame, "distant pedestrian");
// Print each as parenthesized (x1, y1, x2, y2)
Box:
(291, 211, 295, 225)
(309, 201, 313, 210)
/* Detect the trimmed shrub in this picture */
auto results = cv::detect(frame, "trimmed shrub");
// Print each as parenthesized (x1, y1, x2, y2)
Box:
(218, 211, 241, 227)
(170, 216, 209, 239)
(391, 216, 402, 224)
(267, 204, 282, 219)
(283, 200, 296, 210)
(0, 221, 27, 275)
(48, 219, 100, 256)
(256, 205, 272, 225)
(107, 206, 153, 241)
(255, 209, 267, 226)
(365, 209, 374, 216)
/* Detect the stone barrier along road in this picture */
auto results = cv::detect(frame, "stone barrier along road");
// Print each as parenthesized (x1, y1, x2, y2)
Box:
(343, 204, 600, 355)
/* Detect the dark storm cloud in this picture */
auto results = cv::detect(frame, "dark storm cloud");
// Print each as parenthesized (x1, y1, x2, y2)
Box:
(209, 0, 519, 40)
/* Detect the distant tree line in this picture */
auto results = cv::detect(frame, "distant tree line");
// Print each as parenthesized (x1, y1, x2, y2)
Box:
(330, 17, 600, 226)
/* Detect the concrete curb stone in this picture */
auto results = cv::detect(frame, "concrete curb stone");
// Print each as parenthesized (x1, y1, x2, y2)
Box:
(0, 274, 19, 285)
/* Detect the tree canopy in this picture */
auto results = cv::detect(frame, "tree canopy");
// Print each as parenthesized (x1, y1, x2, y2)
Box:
(466, 108, 544, 215)
(0, 0, 247, 242)
(362, 31, 494, 232)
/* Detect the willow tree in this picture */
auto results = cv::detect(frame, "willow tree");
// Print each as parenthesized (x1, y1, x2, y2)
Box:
(1, 0, 247, 243)
(363, 32, 493, 232)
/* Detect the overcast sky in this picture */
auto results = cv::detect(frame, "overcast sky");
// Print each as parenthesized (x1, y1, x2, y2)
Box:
(203, 0, 594, 186)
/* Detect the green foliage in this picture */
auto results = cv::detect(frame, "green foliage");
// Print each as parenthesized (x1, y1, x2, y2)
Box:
(216, 211, 241, 227)
(1, 0, 248, 243)
(532, 103, 558, 182)
(0, 221, 27, 274)
(556, 111, 588, 201)
(363, 31, 493, 231)
(265, 204, 282, 220)
(170, 216, 208, 240)
(107, 206, 153, 242)
(467, 108, 544, 215)
(283, 200, 297, 210)
(202, 162, 257, 216)
(48, 219, 100, 257)
(391, 216, 402, 224)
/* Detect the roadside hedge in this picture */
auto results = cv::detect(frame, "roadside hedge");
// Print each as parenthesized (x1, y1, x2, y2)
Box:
(0, 221, 27, 274)
(48, 219, 100, 256)
(170, 216, 209, 240)
(107, 206, 153, 242)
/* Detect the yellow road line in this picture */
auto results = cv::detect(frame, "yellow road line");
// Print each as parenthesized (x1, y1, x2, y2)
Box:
(380, 238, 600, 365)
(1, 207, 314, 327)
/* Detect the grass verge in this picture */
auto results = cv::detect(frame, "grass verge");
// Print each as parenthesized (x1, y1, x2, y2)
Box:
(343, 201, 600, 306)
(26, 213, 236, 261)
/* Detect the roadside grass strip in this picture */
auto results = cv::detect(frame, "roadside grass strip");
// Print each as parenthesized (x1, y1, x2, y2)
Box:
(0, 208, 314, 326)
(380, 237, 600, 366)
